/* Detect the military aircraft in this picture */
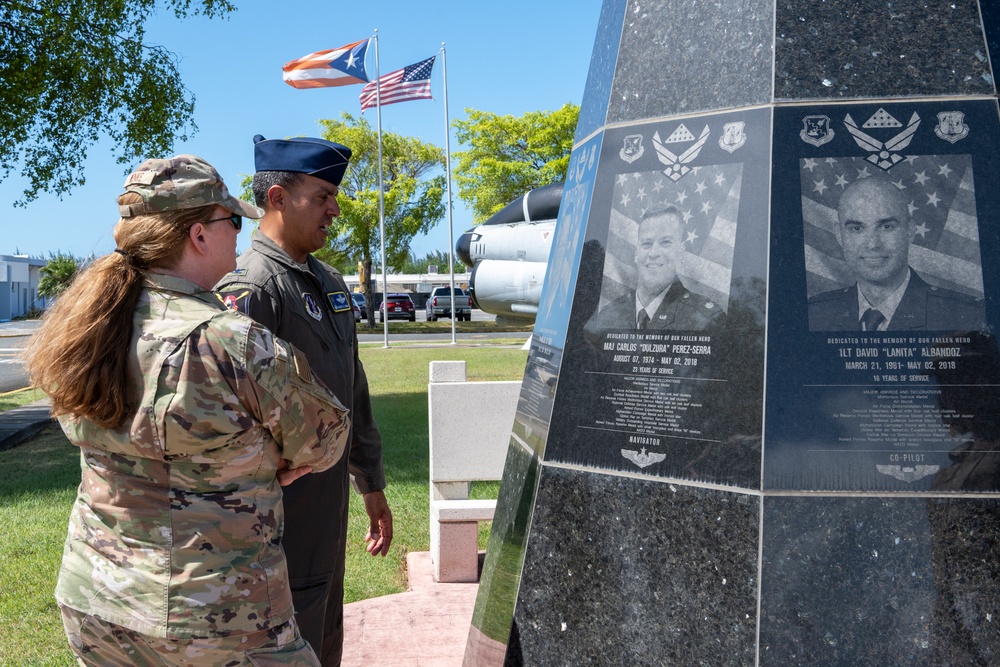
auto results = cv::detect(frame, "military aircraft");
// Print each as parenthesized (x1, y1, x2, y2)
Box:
(455, 182, 562, 323)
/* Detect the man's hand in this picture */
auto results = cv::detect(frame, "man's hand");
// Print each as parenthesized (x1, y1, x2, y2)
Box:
(276, 459, 312, 486)
(363, 490, 393, 557)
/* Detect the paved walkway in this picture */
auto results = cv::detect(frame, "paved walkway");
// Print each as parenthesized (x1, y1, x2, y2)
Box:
(0, 398, 481, 665)
(343, 551, 479, 667)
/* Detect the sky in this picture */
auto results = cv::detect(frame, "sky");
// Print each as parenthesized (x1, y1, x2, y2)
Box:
(2, 0, 604, 261)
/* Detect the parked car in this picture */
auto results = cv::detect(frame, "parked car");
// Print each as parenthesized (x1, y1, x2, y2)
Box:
(378, 293, 416, 322)
(352, 300, 361, 322)
(425, 286, 473, 321)
(351, 292, 367, 319)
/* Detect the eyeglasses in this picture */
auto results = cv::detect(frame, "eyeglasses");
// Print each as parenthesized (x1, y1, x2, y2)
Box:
(206, 214, 243, 232)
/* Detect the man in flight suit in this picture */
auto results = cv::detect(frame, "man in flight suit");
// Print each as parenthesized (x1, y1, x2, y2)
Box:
(216, 135, 392, 666)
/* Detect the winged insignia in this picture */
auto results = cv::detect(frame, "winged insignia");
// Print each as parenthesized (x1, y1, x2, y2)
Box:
(621, 447, 666, 469)
(652, 125, 710, 181)
(844, 110, 920, 170)
(875, 464, 940, 482)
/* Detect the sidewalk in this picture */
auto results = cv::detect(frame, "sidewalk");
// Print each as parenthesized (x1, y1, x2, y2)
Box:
(0, 396, 53, 451)
(342, 551, 480, 667)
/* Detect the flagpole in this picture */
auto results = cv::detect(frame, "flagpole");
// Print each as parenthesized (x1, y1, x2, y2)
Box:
(440, 43, 457, 345)
(373, 30, 389, 348)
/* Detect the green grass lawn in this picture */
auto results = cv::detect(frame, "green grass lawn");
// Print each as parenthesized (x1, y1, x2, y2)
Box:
(0, 345, 527, 666)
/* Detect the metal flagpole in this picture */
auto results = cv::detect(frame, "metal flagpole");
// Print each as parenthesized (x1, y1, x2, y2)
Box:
(373, 30, 389, 347)
(441, 44, 457, 345)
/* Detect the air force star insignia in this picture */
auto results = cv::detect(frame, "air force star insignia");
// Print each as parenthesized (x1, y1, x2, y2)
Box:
(653, 124, 710, 181)
(844, 109, 920, 170)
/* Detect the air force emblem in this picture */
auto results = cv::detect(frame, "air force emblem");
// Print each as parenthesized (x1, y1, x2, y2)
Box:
(303, 293, 323, 321)
(844, 109, 920, 170)
(934, 111, 969, 143)
(653, 124, 710, 181)
(800, 115, 834, 147)
(719, 121, 746, 153)
(620, 134, 645, 163)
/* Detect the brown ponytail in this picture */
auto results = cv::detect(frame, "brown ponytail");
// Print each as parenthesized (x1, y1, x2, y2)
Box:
(24, 193, 215, 428)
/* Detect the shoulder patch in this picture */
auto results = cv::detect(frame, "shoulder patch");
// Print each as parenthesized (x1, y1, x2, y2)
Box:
(303, 293, 323, 321)
(705, 301, 716, 309)
(327, 291, 351, 312)
(216, 288, 253, 313)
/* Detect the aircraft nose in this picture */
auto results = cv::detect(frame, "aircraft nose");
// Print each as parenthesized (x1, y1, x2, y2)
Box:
(456, 231, 475, 267)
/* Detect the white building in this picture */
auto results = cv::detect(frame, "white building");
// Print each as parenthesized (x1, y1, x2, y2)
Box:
(0, 255, 48, 321)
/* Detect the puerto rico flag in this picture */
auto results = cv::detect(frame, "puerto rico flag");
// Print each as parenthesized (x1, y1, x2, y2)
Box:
(360, 56, 435, 111)
(282, 39, 370, 89)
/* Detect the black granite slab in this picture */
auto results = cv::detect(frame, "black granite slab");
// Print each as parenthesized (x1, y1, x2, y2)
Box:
(607, 0, 774, 123)
(761, 496, 1000, 666)
(508, 468, 759, 666)
(765, 99, 1000, 491)
(465, 440, 540, 664)
(774, 0, 993, 100)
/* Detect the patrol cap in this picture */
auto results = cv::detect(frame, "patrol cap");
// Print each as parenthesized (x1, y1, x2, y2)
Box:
(119, 154, 264, 219)
(253, 134, 352, 186)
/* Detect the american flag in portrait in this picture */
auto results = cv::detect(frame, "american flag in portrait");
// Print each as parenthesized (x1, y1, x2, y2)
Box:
(599, 164, 741, 312)
(802, 155, 984, 299)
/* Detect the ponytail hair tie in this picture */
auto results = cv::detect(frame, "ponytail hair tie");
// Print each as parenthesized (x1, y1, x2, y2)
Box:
(114, 248, 131, 261)
(113, 248, 144, 269)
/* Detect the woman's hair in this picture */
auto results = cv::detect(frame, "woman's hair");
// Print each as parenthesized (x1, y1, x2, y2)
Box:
(24, 193, 216, 428)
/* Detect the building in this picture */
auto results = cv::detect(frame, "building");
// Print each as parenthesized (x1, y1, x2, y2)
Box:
(0, 255, 48, 321)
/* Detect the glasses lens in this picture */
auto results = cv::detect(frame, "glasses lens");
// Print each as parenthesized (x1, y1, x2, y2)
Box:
(230, 215, 242, 232)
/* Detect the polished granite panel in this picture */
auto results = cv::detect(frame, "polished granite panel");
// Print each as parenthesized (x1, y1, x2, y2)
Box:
(545, 108, 770, 487)
(984, 3, 1000, 73)
(506, 468, 759, 666)
(606, 0, 773, 123)
(774, 0, 993, 100)
(761, 496, 1000, 666)
(765, 99, 1000, 491)
(574, 0, 627, 142)
(465, 441, 539, 665)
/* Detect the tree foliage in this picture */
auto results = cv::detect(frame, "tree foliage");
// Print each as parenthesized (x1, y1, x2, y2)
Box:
(318, 113, 446, 324)
(37, 253, 80, 298)
(0, 0, 236, 203)
(399, 249, 464, 275)
(452, 103, 579, 223)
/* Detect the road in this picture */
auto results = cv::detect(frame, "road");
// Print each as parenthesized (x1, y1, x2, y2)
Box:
(0, 315, 531, 392)
(0, 321, 37, 393)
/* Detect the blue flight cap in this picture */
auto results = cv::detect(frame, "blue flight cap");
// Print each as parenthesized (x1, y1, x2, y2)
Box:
(253, 134, 352, 186)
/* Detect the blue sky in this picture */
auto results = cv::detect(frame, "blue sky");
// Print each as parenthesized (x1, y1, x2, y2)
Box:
(1, 1, 603, 262)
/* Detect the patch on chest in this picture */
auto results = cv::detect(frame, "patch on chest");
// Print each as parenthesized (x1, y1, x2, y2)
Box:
(327, 291, 351, 312)
(303, 293, 323, 320)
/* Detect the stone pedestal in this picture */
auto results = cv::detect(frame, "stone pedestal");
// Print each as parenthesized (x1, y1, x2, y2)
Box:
(464, 1, 1000, 665)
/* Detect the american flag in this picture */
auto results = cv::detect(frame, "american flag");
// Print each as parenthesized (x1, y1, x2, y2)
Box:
(282, 40, 370, 89)
(360, 56, 435, 112)
(802, 155, 984, 298)
(600, 165, 742, 312)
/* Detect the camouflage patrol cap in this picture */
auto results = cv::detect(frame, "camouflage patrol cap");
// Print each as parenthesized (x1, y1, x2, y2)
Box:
(119, 154, 264, 219)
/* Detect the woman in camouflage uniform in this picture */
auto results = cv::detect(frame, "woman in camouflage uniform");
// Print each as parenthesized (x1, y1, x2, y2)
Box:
(25, 155, 350, 666)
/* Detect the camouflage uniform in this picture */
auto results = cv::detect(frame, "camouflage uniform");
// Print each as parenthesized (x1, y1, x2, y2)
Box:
(56, 273, 350, 654)
(216, 230, 386, 665)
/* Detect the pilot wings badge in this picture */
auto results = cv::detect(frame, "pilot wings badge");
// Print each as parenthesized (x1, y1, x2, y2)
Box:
(621, 447, 666, 469)
(934, 111, 969, 143)
(620, 134, 645, 163)
(875, 464, 940, 483)
(653, 124, 710, 181)
(844, 109, 920, 170)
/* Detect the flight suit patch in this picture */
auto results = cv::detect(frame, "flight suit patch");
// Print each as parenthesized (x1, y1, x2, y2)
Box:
(327, 291, 351, 312)
(303, 293, 323, 321)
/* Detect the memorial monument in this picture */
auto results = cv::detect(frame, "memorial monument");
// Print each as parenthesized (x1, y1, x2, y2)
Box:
(465, 1, 1000, 664)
